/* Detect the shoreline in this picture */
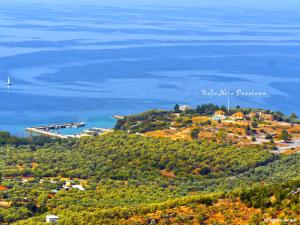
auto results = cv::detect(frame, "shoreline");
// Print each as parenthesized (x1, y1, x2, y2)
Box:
(26, 126, 113, 139)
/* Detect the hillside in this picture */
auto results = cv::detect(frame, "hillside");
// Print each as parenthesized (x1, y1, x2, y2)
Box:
(115, 105, 300, 153)
(0, 130, 297, 224)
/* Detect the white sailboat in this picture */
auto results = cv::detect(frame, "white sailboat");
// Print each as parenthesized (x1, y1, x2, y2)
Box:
(6, 77, 12, 86)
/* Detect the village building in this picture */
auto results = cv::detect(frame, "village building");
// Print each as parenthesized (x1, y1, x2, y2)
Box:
(260, 112, 274, 121)
(51, 189, 58, 194)
(50, 179, 57, 184)
(62, 185, 70, 191)
(62, 184, 85, 191)
(72, 184, 85, 191)
(21, 178, 30, 184)
(65, 181, 72, 187)
(291, 188, 300, 195)
(248, 111, 259, 119)
(46, 215, 59, 223)
(231, 111, 245, 120)
(212, 110, 226, 120)
(248, 111, 274, 121)
(179, 105, 191, 111)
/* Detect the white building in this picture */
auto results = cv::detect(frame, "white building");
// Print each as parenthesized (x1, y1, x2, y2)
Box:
(62, 185, 70, 190)
(72, 184, 85, 191)
(179, 105, 191, 111)
(46, 215, 59, 223)
(212, 110, 227, 120)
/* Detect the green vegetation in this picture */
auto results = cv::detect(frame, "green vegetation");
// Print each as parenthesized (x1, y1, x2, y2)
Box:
(216, 128, 227, 140)
(265, 133, 273, 140)
(115, 104, 300, 134)
(0, 132, 275, 181)
(0, 104, 298, 224)
(0, 131, 56, 147)
(251, 121, 258, 128)
(173, 103, 180, 113)
(190, 128, 200, 140)
(0, 131, 31, 146)
(279, 129, 291, 142)
(115, 110, 174, 133)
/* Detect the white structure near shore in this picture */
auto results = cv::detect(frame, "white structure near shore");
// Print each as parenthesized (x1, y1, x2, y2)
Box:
(179, 105, 191, 111)
(46, 215, 59, 223)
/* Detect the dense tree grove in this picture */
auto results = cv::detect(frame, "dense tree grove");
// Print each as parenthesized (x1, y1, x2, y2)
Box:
(0, 131, 296, 224)
(0, 131, 32, 146)
(1, 132, 275, 180)
(115, 110, 174, 133)
(0, 131, 57, 147)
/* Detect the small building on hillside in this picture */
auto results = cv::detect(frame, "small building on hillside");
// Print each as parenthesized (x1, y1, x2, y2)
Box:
(62, 185, 70, 191)
(64, 181, 72, 187)
(291, 188, 300, 195)
(72, 185, 85, 191)
(212, 110, 226, 120)
(231, 111, 245, 120)
(260, 112, 274, 121)
(179, 105, 191, 111)
(248, 111, 259, 119)
(248, 111, 274, 121)
(46, 215, 59, 223)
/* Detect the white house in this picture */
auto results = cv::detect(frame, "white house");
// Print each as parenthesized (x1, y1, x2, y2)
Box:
(179, 105, 191, 111)
(212, 110, 227, 120)
(72, 184, 85, 191)
(46, 215, 59, 223)
(231, 111, 245, 120)
(62, 185, 70, 190)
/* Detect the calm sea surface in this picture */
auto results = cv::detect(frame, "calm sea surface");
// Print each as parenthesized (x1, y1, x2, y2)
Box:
(0, 3, 300, 135)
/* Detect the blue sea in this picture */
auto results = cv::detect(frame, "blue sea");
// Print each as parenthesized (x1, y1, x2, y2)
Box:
(0, 2, 300, 136)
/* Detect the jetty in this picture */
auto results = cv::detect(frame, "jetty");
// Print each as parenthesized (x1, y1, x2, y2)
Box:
(26, 127, 67, 139)
(26, 122, 85, 139)
(32, 122, 85, 131)
(26, 122, 113, 139)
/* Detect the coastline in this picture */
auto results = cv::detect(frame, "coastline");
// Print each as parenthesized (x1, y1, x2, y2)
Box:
(26, 122, 114, 139)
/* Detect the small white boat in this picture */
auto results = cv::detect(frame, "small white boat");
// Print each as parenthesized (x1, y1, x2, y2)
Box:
(6, 77, 12, 85)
